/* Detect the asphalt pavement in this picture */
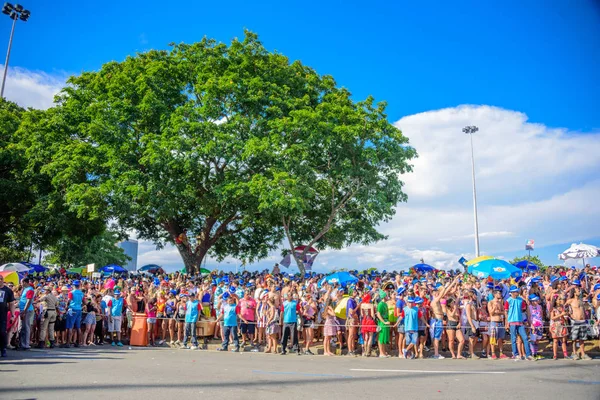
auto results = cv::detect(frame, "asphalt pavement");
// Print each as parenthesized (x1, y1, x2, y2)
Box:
(1, 347, 599, 400)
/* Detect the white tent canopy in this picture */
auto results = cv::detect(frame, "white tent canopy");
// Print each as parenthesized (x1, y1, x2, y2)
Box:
(558, 243, 599, 266)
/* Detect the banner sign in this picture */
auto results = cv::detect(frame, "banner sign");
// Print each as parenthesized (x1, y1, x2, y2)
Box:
(525, 239, 535, 251)
(87, 263, 95, 273)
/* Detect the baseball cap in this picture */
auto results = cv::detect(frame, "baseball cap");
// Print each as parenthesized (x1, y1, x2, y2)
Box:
(509, 285, 519, 293)
(593, 283, 600, 291)
(414, 297, 424, 304)
(114, 289, 121, 296)
(397, 287, 406, 295)
(73, 280, 81, 287)
(222, 292, 230, 300)
(550, 276, 559, 284)
(572, 279, 581, 286)
(528, 294, 540, 301)
(406, 296, 415, 303)
(486, 282, 494, 289)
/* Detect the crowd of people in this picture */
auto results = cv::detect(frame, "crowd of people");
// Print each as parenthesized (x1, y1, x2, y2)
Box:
(1, 263, 599, 361)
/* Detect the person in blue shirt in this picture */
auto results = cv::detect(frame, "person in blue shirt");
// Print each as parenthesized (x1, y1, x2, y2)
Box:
(106, 289, 124, 347)
(402, 296, 420, 359)
(217, 292, 240, 352)
(281, 292, 301, 355)
(66, 280, 84, 348)
(505, 285, 533, 360)
(182, 293, 201, 350)
(18, 278, 35, 350)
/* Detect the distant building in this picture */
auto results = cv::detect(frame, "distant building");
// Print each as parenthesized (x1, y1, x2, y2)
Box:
(118, 239, 138, 272)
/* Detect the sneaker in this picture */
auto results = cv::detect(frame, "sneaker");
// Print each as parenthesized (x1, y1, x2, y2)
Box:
(469, 354, 480, 360)
(402, 349, 408, 358)
(250, 347, 259, 352)
(481, 351, 487, 358)
(526, 356, 535, 361)
(179, 344, 187, 349)
(423, 345, 430, 352)
(491, 354, 498, 360)
(432, 354, 445, 359)
(568, 354, 580, 360)
(159, 340, 165, 345)
(169, 341, 175, 346)
(111, 342, 116, 346)
(216, 347, 227, 351)
(499, 354, 509, 360)
(304, 349, 314, 355)
(280, 351, 287, 355)
(231, 348, 239, 353)
(117, 342, 123, 347)
(190, 346, 198, 350)
(379, 354, 390, 358)
(174, 340, 181, 345)
(581, 354, 592, 361)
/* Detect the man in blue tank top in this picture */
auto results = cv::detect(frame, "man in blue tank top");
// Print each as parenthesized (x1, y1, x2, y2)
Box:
(505, 285, 533, 360)
(402, 296, 421, 359)
(66, 280, 84, 348)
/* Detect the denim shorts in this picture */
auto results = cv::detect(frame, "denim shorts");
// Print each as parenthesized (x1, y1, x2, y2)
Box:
(66, 310, 82, 330)
(405, 331, 418, 345)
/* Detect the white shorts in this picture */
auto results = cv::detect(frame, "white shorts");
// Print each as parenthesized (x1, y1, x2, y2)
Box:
(108, 316, 122, 332)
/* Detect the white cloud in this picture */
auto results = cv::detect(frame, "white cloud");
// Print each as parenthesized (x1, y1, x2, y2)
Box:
(2, 65, 66, 110)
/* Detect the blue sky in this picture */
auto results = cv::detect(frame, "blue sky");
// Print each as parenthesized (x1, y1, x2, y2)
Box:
(3, 1, 600, 271)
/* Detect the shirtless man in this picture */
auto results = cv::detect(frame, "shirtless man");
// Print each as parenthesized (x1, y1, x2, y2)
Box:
(429, 276, 459, 359)
(464, 289, 479, 359)
(126, 287, 138, 339)
(267, 281, 281, 309)
(566, 281, 591, 360)
(488, 286, 507, 359)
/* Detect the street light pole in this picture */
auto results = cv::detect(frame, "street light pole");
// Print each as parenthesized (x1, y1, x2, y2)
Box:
(463, 125, 480, 257)
(1, 3, 31, 99)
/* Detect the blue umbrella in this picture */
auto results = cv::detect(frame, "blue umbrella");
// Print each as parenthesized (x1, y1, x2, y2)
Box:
(513, 260, 539, 271)
(138, 264, 163, 274)
(320, 272, 359, 287)
(101, 264, 127, 273)
(468, 259, 522, 280)
(20, 262, 48, 273)
(412, 263, 435, 273)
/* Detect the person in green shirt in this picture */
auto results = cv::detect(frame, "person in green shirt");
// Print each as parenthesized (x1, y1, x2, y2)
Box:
(376, 292, 391, 357)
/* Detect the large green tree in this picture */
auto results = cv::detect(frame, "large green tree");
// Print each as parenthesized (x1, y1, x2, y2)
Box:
(42, 31, 339, 273)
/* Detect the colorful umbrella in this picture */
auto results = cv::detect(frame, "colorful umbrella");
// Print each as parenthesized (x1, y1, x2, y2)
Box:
(465, 255, 493, 266)
(0, 270, 19, 285)
(468, 258, 522, 280)
(138, 264, 164, 274)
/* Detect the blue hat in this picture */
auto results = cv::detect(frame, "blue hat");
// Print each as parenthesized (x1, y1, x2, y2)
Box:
(550, 276, 559, 284)
(402, 272, 410, 276)
(509, 285, 519, 293)
(229, 285, 236, 293)
(493, 285, 502, 292)
(434, 283, 443, 290)
(528, 294, 540, 301)
(572, 279, 581, 286)
(559, 276, 568, 282)
(73, 280, 80, 287)
(275, 287, 281, 291)
(397, 287, 406, 295)
(530, 277, 540, 283)
(114, 289, 121, 296)
(593, 283, 600, 291)
(570, 266, 576, 270)
(222, 292, 230, 300)
(169, 290, 177, 295)
(414, 297, 424, 304)
(486, 282, 494, 289)
(406, 296, 415, 303)
(153, 277, 160, 285)
(239, 280, 245, 286)
(597, 293, 600, 301)
(420, 278, 427, 283)
(246, 283, 253, 288)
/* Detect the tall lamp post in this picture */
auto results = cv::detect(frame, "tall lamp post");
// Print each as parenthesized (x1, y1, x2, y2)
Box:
(1, 2, 30, 98)
(463, 125, 480, 257)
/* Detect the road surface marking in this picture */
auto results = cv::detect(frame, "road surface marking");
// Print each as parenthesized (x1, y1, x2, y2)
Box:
(351, 368, 506, 374)
(253, 370, 353, 378)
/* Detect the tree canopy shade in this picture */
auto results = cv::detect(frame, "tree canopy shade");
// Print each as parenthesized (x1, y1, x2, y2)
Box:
(38, 31, 415, 273)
